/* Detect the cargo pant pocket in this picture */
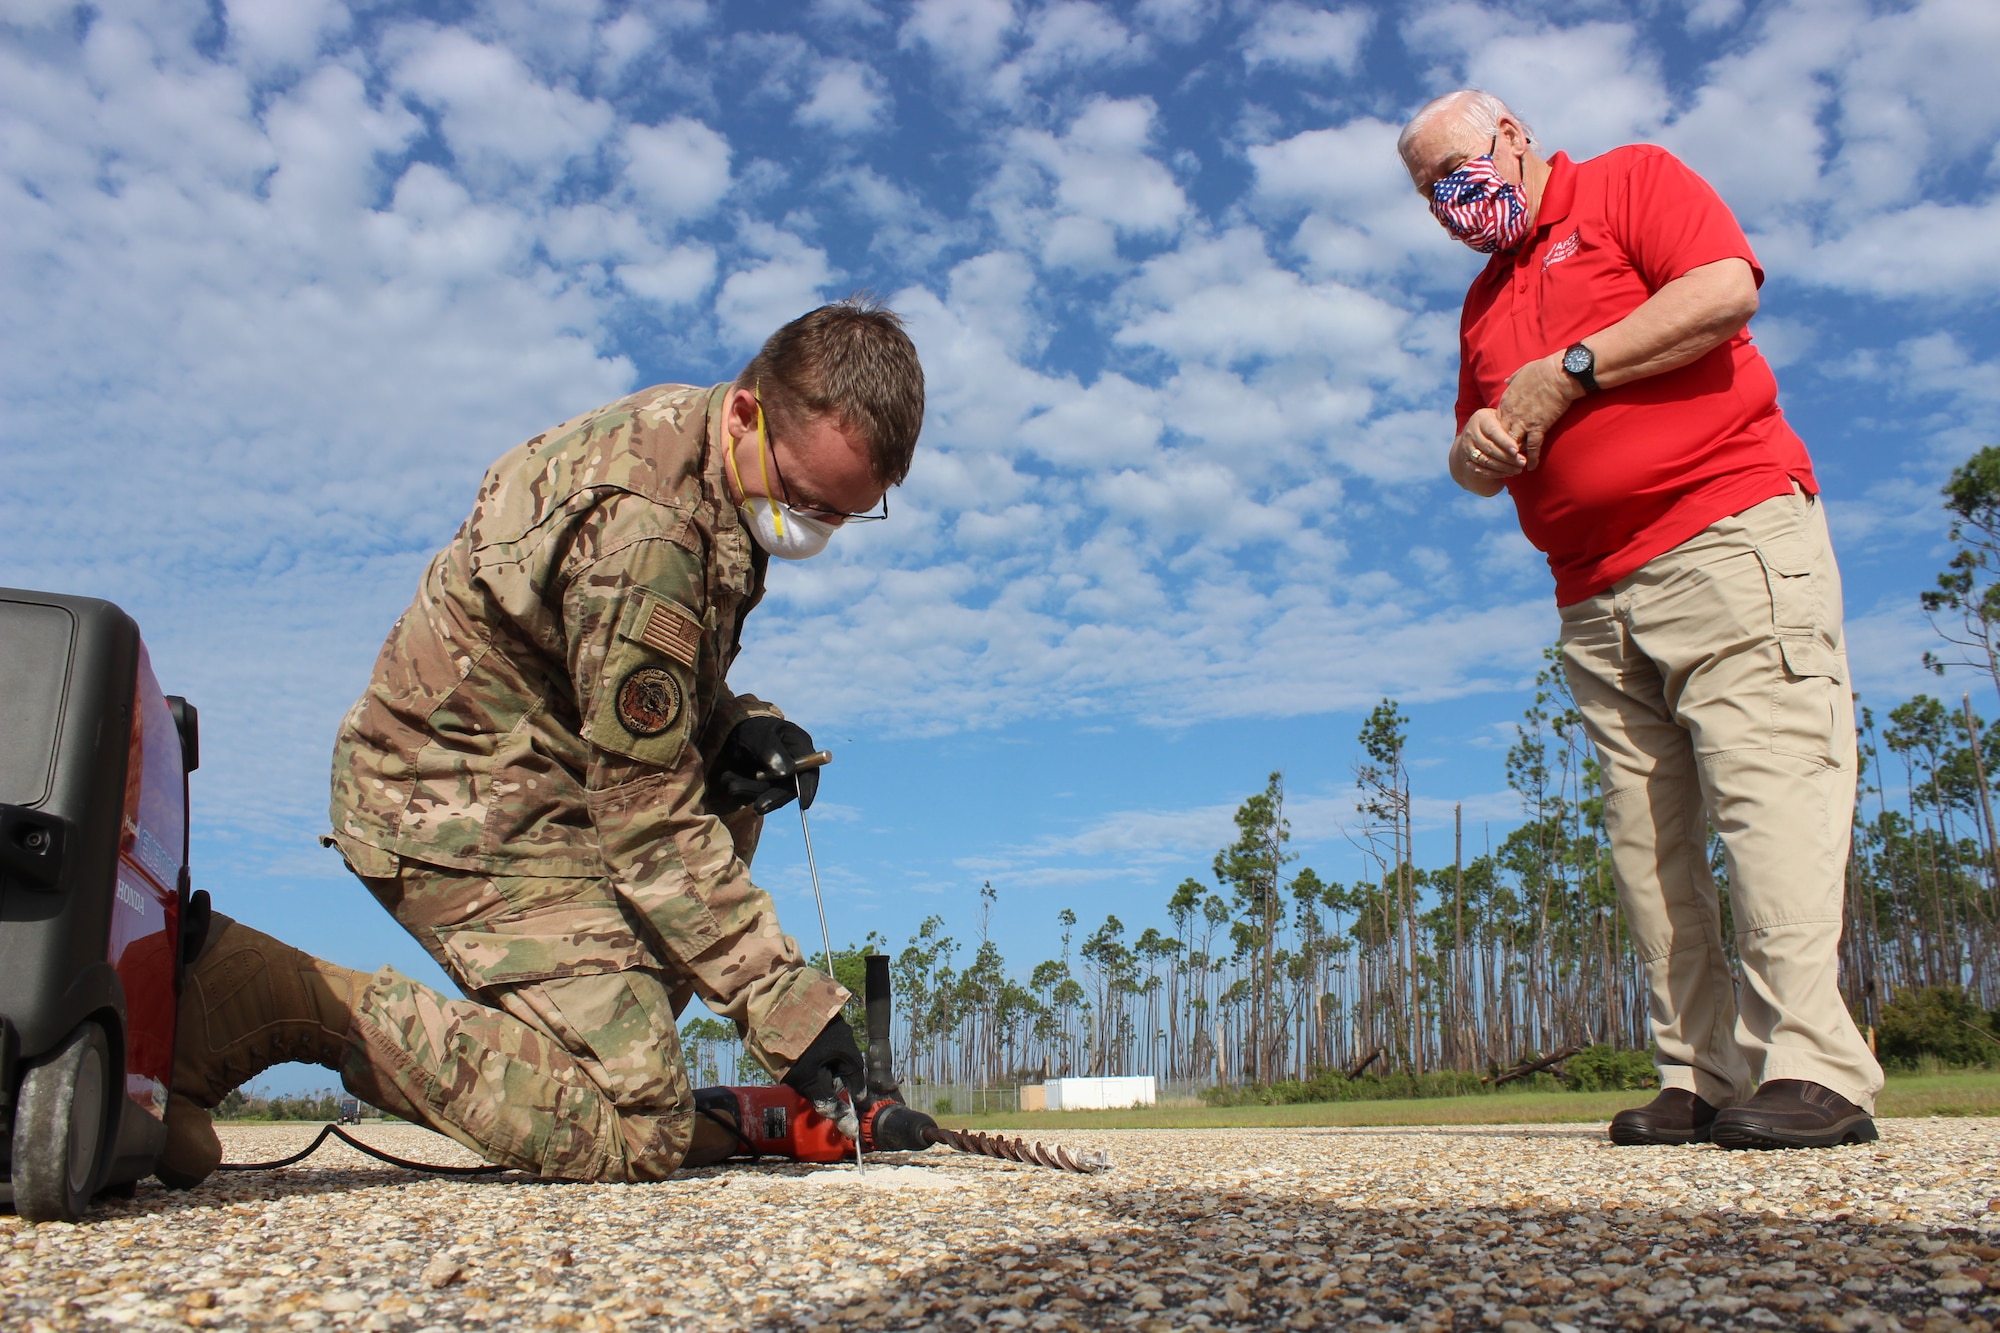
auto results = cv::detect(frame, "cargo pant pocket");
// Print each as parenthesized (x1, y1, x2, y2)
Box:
(1754, 533, 1844, 768)
(435, 902, 655, 991)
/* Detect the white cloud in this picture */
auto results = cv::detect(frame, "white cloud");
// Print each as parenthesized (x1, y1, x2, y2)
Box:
(226, 0, 351, 71)
(1015, 373, 1163, 468)
(1765, 199, 2000, 299)
(715, 225, 837, 349)
(1114, 229, 1408, 373)
(1242, 4, 1372, 74)
(900, 0, 1143, 106)
(797, 60, 891, 135)
(1472, 525, 1546, 590)
(1134, 0, 1215, 43)
(1683, 0, 1743, 30)
(900, 0, 1017, 73)
(989, 96, 1188, 267)
(1470, 28, 1667, 160)
(1249, 117, 1474, 284)
(1749, 315, 1816, 370)
(621, 117, 733, 223)
(0, 0, 72, 25)
(389, 25, 614, 189)
(991, 1, 1147, 103)
(596, 12, 657, 83)
(617, 245, 718, 307)
(1400, 11, 1668, 160)
(812, 0, 888, 25)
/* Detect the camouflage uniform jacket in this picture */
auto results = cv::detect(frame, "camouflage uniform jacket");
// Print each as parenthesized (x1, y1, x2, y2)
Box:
(328, 383, 847, 1069)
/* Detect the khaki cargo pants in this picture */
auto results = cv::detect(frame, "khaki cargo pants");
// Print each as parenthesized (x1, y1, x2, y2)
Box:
(1559, 485, 1885, 1112)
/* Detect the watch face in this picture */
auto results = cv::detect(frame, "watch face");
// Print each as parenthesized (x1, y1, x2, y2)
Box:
(1564, 345, 1593, 375)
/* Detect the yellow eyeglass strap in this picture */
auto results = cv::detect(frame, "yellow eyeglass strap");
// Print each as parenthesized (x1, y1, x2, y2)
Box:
(753, 389, 785, 538)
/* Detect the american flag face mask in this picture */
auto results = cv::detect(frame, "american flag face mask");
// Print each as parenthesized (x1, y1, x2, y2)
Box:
(1429, 138, 1531, 254)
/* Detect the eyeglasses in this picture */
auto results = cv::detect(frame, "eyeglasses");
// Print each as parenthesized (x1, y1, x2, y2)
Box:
(759, 402, 890, 524)
(1425, 135, 1499, 200)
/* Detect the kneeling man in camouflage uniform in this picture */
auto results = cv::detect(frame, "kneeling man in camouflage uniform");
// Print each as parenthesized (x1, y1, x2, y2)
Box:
(161, 300, 923, 1184)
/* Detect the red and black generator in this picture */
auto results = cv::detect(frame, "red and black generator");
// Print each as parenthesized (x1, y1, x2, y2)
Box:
(1, 588, 206, 1221)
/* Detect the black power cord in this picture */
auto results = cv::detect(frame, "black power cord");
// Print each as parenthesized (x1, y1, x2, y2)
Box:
(217, 1123, 511, 1176)
(219, 1108, 762, 1177)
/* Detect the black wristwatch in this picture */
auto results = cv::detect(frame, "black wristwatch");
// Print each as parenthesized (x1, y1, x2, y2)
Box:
(1562, 342, 1600, 394)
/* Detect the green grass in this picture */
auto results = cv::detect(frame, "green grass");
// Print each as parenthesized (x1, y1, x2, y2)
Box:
(949, 1069, 2000, 1131)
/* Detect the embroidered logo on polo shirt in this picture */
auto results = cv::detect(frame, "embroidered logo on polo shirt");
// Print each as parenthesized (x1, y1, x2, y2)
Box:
(1543, 228, 1581, 270)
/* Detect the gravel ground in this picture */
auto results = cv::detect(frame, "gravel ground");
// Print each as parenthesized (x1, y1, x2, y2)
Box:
(5, 1117, 2000, 1332)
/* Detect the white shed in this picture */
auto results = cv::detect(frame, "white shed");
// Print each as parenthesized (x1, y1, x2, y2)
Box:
(1043, 1076, 1156, 1110)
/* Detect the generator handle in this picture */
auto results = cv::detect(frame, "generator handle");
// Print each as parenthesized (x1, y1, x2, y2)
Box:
(165, 697, 199, 773)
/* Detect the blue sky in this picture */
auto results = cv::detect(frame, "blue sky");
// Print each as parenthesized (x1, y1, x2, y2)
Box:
(5, 0, 1997, 1091)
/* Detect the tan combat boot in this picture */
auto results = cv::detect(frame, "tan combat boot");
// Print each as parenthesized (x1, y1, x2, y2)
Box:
(157, 915, 367, 1188)
(683, 1087, 747, 1169)
(156, 1094, 222, 1189)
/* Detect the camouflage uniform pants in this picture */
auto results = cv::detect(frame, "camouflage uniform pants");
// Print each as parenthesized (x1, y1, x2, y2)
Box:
(338, 860, 700, 1182)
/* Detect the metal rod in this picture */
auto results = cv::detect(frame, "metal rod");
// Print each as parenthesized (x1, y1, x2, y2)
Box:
(799, 804, 835, 978)
(798, 802, 860, 1174)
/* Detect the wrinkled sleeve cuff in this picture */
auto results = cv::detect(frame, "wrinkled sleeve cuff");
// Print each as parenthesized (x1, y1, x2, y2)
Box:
(732, 965, 851, 1077)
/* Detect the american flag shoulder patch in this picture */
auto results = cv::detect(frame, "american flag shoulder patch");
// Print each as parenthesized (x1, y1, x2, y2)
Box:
(640, 602, 702, 669)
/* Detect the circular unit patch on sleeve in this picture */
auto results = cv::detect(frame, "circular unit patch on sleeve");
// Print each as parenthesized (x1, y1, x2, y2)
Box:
(615, 665, 682, 737)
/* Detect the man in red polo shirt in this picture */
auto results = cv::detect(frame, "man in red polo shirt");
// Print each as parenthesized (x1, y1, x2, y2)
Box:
(1398, 90, 1884, 1149)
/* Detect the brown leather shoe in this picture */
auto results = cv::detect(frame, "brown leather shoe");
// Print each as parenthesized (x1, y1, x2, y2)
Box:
(1711, 1079, 1878, 1150)
(1608, 1087, 1718, 1145)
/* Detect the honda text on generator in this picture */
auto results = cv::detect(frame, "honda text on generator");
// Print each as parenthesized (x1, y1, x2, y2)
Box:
(1, 589, 206, 1222)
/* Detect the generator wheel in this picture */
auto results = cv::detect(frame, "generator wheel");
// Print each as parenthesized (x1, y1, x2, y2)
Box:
(10, 1020, 112, 1222)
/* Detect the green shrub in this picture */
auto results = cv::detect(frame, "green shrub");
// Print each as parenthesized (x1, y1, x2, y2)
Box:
(1202, 1069, 1498, 1106)
(213, 1088, 343, 1121)
(1198, 1047, 1660, 1106)
(1876, 987, 2000, 1068)
(1561, 1045, 1659, 1092)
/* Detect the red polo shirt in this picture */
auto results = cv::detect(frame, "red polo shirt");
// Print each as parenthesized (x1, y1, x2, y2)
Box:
(1455, 145, 1816, 605)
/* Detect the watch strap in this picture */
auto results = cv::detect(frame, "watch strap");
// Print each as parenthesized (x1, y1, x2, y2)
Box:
(1564, 342, 1600, 394)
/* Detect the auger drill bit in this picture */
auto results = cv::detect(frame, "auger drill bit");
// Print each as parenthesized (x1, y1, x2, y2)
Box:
(855, 960, 1107, 1175)
(929, 1125, 1109, 1174)
(865, 1101, 1108, 1174)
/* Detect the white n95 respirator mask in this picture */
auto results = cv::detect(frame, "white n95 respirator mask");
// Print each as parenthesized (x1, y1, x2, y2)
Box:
(737, 498, 836, 560)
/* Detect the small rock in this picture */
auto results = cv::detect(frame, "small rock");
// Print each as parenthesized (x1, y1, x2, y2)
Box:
(420, 1257, 462, 1289)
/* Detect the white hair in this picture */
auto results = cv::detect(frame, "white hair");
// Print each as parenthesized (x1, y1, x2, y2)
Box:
(1397, 90, 1534, 168)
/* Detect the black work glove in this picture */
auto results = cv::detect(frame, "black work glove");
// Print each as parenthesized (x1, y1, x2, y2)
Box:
(781, 1013, 865, 1140)
(709, 717, 819, 816)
